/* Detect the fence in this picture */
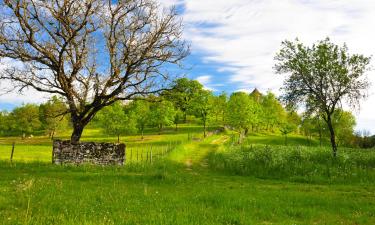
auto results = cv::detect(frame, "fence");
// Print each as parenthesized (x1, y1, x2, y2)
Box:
(126, 140, 184, 163)
(1, 133, 205, 164)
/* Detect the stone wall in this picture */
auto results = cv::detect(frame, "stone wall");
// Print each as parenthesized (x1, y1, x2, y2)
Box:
(53, 140, 126, 165)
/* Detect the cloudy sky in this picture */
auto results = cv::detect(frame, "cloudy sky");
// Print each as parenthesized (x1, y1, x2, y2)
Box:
(167, 0, 375, 134)
(1, 0, 375, 133)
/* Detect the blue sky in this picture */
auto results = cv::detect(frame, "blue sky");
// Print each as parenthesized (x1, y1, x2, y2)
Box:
(1, 0, 375, 133)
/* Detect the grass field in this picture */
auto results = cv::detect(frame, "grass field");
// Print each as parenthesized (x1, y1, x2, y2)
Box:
(0, 126, 375, 224)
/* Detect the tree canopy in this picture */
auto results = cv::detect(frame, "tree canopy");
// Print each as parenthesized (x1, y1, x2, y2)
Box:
(275, 38, 371, 156)
(0, 0, 188, 143)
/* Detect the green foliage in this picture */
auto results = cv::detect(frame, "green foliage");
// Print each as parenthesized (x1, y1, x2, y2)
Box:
(208, 143, 375, 183)
(128, 100, 151, 138)
(164, 78, 204, 122)
(149, 100, 176, 133)
(211, 92, 228, 124)
(39, 96, 69, 138)
(226, 92, 258, 138)
(275, 38, 371, 155)
(11, 104, 41, 137)
(261, 92, 285, 131)
(190, 89, 215, 137)
(96, 102, 137, 142)
(331, 110, 356, 147)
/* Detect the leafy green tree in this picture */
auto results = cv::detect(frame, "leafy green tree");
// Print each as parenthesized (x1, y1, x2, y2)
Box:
(164, 78, 204, 122)
(191, 89, 214, 137)
(11, 104, 41, 138)
(149, 100, 175, 134)
(249, 95, 263, 132)
(0, 111, 11, 136)
(331, 110, 356, 147)
(96, 102, 136, 143)
(275, 38, 371, 157)
(39, 96, 69, 139)
(173, 109, 184, 131)
(128, 100, 151, 140)
(226, 92, 256, 143)
(279, 111, 301, 146)
(261, 92, 285, 132)
(211, 92, 228, 124)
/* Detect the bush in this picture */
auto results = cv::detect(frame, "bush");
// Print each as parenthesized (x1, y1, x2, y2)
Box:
(207, 144, 375, 183)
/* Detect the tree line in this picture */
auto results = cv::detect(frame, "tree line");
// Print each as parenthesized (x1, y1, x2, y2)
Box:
(0, 0, 372, 157)
(1, 77, 370, 149)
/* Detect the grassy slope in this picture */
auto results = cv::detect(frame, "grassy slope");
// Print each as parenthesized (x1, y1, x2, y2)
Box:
(0, 129, 374, 224)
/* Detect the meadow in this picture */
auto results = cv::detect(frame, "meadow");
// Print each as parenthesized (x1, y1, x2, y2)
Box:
(0, 126, 375, 224)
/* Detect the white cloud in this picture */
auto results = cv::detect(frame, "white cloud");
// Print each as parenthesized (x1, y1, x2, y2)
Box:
(179, 0, 375, 133)
(0, 58, 51, 105)
(196, 75, 211, 84)
(195, 75, 217, 91)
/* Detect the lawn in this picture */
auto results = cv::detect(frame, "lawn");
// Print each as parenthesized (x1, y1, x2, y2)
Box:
(0, 128, 374, 224)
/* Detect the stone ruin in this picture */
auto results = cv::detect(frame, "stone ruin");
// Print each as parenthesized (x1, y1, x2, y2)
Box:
(52, 140, 126, 165)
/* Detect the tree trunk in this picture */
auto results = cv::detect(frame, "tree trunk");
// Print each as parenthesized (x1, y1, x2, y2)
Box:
(318, 122, 322, 147)
(183, 111, 187, 123)
(71, 123, 84, 144)
(203, 119, 207, 138)
(117, 134, 120, 143)
(326, 116, 338, 157)
(51, 129, 55, 140)
(141, 129, 144, 140)
(159, 125, 162, 135)
(284, 134, 288, 146)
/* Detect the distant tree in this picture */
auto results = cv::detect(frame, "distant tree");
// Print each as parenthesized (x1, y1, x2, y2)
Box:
(330, 110, 356, 147)
(0, 111, 11, 136)
(275, 38, 371, 157)
(173, 109, 184, 131)
(96, 102, 136, 143)
(129, 100, 151, 140)
(279, 111, 301, 146)
(261, 92, 285, 132)
(0, 0, 188, 143)
(164, 78, 204, 122)
(149, 100, 175, 134)
(191, 89, 214, 137)
(226, 92, 256, 143)
(11, 104, 41, 138)
(39, 96, 69, 139)
(211, 92, 227, 124)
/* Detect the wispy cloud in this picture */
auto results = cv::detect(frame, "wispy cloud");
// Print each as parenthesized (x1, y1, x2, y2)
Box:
(179, 0, 375, 133)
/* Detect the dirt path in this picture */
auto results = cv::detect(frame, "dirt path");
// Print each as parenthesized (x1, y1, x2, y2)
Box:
(172, 135, 229, 170)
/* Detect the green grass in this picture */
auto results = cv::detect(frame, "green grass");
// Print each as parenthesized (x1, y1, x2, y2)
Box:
(0, 125, 206, 163)
(0, 128, 375, 224)
(1, 160, 374, 224)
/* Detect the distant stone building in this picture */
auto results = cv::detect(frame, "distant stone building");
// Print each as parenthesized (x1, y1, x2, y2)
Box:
(250, 88, 262, 103)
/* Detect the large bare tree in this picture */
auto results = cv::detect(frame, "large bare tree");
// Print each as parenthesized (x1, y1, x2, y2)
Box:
(275, 38, 371, 157)
(0, 0, 188, 143)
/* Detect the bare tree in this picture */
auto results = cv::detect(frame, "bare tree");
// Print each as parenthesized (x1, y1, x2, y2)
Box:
(275, 38, 371, 157)
(0, 0, 188, 143)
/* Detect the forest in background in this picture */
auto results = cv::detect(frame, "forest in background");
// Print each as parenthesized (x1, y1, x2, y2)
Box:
(1, 77, 373, 149)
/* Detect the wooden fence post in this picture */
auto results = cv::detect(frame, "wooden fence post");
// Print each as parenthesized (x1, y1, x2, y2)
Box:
(10, 142, 15, 162)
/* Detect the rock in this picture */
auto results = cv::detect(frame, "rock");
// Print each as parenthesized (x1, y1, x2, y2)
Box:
(52, 140, 126, 165)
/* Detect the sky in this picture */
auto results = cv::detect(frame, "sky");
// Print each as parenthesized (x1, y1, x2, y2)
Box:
(1, 0, 375, 134)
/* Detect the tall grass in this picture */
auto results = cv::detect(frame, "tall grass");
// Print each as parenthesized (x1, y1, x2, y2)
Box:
(207, 144, 375, 183)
